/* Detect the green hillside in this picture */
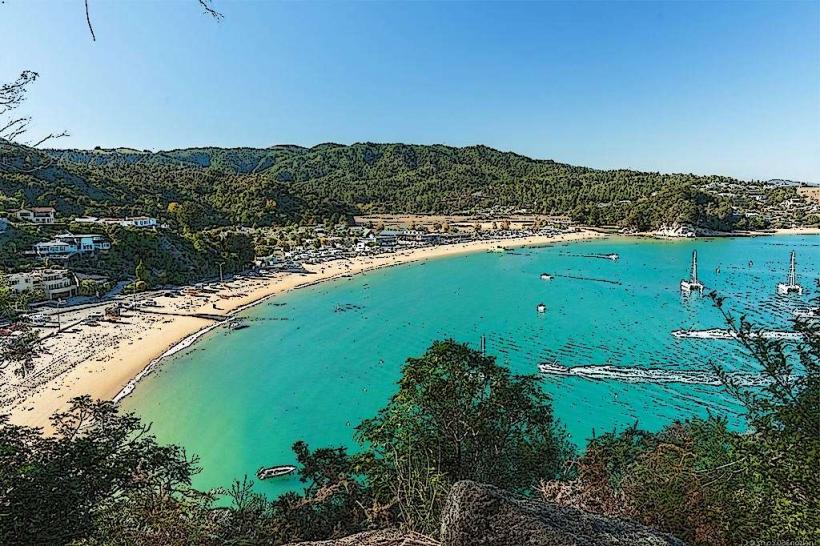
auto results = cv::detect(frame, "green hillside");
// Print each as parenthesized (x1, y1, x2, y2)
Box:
(0, 141, 811, 230)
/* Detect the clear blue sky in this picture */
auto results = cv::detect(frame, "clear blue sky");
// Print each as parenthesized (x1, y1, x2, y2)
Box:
(1, 0, 818, 181)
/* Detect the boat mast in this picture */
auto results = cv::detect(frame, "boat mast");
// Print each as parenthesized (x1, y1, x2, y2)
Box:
(691, 250, 698, 284)
(788, 251, 797, 286)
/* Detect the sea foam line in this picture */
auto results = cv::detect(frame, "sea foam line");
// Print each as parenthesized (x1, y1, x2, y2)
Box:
(113, 322, 222, 403)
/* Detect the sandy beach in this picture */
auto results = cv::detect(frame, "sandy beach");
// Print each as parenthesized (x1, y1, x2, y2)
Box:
(1, 230, 604, 431)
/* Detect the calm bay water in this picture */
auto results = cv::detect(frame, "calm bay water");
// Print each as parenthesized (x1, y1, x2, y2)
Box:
(122, 235, 819, 497)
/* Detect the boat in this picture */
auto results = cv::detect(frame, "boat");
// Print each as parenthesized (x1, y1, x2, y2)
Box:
(680, 250, 704, 294)
(488, 246, 506, 253)
(605, 253, 619, 261)
(539, 273, 553, 281)
(256, 465, 297, 480)
(793, 307, 820, 319)
(776, 251, 803, 295)
(672, 329, 802, 341)
(536, 303, 547, 313)
(672, 328, 734, 339)
(228, 319, 249, 331)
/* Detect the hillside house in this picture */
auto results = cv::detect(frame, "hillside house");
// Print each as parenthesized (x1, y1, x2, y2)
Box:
(16, 207, 56, 224)
(32, 233, 111, 257)
(75, 216, 157, 228)
(6, 269, 77, 300)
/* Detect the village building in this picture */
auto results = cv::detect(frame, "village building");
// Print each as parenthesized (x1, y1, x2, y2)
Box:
(74, 215, 158, 228)
(15, 207, 56, 224)
(6, 268, 77, 300)
(32, 233, 111, 257)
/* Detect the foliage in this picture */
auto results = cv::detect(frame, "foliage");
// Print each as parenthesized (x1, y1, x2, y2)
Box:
(0, 320, 39, 377)
(2, 141, 806, 231)
(541, 298, 820, 545)
(0, 397, 200, 545)
(356, 340, 573, 533)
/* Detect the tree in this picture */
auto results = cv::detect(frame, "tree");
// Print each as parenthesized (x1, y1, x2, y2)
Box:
(0, 396, 200, 545)
(135, 259, 149, 284)
(0, 321, 39, 378)
(357, 340, 572, 532)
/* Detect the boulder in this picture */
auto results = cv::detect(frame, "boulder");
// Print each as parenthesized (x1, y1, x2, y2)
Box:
(440, 481, 685, 546)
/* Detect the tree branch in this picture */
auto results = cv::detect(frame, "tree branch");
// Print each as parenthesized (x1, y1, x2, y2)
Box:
(85, 0, 96, 41)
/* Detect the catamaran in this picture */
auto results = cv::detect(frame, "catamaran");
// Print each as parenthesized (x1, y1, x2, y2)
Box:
(776, 251, 803, 295)
(680, 250, 704, 294)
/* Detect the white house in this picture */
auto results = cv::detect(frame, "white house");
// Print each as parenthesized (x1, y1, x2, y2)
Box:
(6, 269, 77, 300)
(32, 233, 111, 257)
(75, 216, 157, 228)
(55, 233, 111, 252)
(16, 207, 56, 224)
(33, 240, 77, 257)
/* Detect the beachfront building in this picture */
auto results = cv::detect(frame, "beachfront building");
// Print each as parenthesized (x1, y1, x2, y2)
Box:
(6, 268, 77, 300)
(75, 216, 157, 228)
(16, 207, 56, 224)
(32, 233, 111, 257)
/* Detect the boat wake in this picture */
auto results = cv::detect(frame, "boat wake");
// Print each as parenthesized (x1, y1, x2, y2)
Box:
(538, 361, 765, 387)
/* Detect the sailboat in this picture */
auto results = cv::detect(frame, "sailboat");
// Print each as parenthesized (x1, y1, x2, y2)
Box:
(777, 251, 803, 295)
(680, 250, 704, 294)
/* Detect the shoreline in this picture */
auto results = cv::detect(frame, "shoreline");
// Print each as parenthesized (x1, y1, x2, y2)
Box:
(2, 230, 604, 431)
(636, 226, 820, 239)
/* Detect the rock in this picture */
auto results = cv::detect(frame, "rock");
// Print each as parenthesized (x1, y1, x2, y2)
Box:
(287, 528, 439, 546)
(440, 481, 685, 546)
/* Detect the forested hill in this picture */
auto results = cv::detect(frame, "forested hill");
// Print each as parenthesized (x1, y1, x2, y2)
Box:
(0, 141, 812, 230)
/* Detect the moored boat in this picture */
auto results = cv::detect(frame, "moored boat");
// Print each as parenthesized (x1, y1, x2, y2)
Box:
(256, 465, 297, 480)
(539, 273, 553, 281)
(793, 307, 820, 319)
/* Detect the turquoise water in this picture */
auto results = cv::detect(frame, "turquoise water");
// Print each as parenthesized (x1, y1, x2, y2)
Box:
(122, 235, 819, 498)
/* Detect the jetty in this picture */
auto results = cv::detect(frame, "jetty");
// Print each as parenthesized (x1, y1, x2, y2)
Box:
(680, 250, 704, 294)
(776, 251, 803, 295)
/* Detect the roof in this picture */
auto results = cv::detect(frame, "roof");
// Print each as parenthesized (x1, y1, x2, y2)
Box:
(26, 207, 56, 213)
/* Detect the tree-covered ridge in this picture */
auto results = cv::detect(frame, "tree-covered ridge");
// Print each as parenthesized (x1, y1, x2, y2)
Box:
(2, 141, 813, 231)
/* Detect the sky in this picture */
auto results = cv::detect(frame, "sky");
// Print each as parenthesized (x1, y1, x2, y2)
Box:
(1, 0, 818, 182)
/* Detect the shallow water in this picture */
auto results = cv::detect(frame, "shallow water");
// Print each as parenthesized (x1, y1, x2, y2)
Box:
(122, 235, 819, 498)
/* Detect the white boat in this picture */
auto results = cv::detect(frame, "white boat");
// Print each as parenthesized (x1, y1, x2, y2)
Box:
(776, 251, 803, 295)
(793, 307, 820, 319)
(605, 253, 619, 261)
(672, 329, 803, 341)
(680, 250, 704, 294)
(672, 328, 734, 339)
(536, 303, 547, 313)
(256, 465, 297, 480)
(539, 273, 553, 281)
